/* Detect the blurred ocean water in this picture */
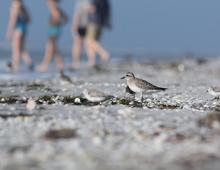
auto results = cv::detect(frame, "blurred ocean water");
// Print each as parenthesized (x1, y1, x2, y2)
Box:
(1, 0, 220, 79)
(1, 0, 220, 55)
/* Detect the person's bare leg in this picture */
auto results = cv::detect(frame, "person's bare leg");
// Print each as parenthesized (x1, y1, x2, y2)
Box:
(92, 40, 109, 62)
(37, 38, 55, 72)
(72, 35, 82, 69)
(85, 39, 96, 67)
(55, 52, 64, 71)
(11, 31, 22, 72)
(21, 51, 32, 66)
(20, 35, 33, 67)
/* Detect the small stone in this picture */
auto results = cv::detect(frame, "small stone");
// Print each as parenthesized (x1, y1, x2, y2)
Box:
(74, 98, 81, 103)
(198, 111, 220, 128)
(92, 136, 102, 145)
(43, 128, 78, 140)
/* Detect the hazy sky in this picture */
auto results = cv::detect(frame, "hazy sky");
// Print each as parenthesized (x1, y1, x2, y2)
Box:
(1, 0, 220, 55)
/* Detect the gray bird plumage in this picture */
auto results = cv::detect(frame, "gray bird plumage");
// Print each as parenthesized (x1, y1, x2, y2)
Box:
(121, 72, 167, 101)
(133, 77, 167, 91)
(83, 89, 113, 102)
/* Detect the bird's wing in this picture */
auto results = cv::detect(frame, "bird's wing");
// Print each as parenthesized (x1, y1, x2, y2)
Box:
(212, 86, 220, 92)
(135, 78, 165, 90)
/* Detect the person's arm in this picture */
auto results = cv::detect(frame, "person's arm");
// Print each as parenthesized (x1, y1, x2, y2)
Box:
(6, 2, 19, 41)
(47, 0, 61, 24)
(60, 9, 68, 25)
(24, 7, 31, 24)
(87, 3, 96, 14)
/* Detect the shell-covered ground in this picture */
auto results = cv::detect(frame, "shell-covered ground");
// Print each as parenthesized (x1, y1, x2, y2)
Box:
(1, 57, 220, 170)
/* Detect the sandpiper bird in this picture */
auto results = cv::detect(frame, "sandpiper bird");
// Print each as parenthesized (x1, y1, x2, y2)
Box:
(121, 72, 167, 101)
(207, 87, 220, 99)
(59, 70, 73, 84)
(83, 89, 112, 102)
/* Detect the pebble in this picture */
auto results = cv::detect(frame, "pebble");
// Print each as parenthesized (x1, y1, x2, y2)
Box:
(74, 98, 81, 103)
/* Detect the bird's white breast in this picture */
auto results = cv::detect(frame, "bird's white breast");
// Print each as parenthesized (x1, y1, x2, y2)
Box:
(127, 80, 143, 93)
(209, 90, 220, 96)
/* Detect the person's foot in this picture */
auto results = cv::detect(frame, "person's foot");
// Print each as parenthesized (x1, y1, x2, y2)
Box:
(101, 52, 110, 63)
(6, 62, 19, 73)
(72, 63, 80, 70)
(6, 62, 12, 70)
(87, 62, 96, 68)
(37, 64, 48, 72)
(56, 62, 64, 71)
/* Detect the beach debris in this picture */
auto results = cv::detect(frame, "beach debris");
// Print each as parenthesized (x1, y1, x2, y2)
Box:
(26, 83, 45, 91)
(0, 96, 27, 104)
(198, 111, 220, 128)
(115, 98, 143, 107)
(0, 112, 33, 120)
(43, 128, 78, 140)
(26, 83, 55, 92)
(92, 64, 109, 73)
(26, 99, 36, 111)
(133, 131, 150, 142)
(169, 61, 186, 72)
(62, 96, 78, 104)
(179, 153, 218, 167)
(196, 58, 208, 65)
(9, 145, 31, 154)
(74, 97, 81, 103)
(36, 95, 59, 104)
(166, 133, 186, 143)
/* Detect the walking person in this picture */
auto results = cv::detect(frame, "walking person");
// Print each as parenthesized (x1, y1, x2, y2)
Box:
(85, 0, 111, 67)
(37, 0, 68, 72)
(72, 0, 90, 69)
(6, 0, 33, 72)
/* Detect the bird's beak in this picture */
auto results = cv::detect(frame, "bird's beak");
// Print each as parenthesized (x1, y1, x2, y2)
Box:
(121, 76, 125, 79)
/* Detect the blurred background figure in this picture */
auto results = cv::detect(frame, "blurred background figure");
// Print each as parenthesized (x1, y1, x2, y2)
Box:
(72, 0, 90, 69)
(6, 0, 33, 72)
(37, 0, 68, 72)
(86, 0, 111, 67)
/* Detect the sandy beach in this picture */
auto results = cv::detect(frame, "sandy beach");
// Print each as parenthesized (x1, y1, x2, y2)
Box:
(1, 57, 220, 170)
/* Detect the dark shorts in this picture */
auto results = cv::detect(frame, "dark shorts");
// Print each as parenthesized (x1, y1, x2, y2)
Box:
(77, 27, 86, 38)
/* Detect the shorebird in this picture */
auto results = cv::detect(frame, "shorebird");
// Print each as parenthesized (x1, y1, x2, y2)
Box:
(83, 89, 112, 102)
(207, 87, 220, 99)
(59, 70, 73, 84)
(121, 72, 167, 102)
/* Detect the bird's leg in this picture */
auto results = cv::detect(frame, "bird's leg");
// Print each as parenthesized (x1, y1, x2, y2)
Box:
(132, 94, 135, 101)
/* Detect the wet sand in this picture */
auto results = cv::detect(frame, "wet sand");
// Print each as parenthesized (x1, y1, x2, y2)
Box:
(1, 57, 220, 170)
